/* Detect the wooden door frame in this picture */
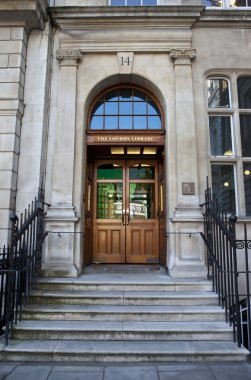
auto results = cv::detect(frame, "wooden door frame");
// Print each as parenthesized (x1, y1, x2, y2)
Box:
(89, 158, 162, 264)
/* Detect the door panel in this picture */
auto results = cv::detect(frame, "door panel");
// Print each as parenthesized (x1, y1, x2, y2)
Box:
(127, 221, 159, 263)
(93, 161, 125, 263)
(93, 159, 159, 264)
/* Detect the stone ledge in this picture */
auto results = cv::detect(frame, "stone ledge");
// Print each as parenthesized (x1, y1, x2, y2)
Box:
(0, 0, 48, 31)
(49, 5, 204, 30)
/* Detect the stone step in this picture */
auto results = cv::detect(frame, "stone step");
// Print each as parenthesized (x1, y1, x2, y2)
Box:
(12, 320, 233, 341)
(22, 304, 226, 322)
(29, 290, 218, 306)
(0, 340, 248, 362)
(35, 278, 213, 292)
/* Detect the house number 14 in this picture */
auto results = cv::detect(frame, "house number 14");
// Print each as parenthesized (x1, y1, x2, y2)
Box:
(121, 56, 131, 66)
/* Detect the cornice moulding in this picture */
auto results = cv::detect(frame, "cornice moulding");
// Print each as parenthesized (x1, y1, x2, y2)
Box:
(60, 40, 192, 53)
(49, 6, 251, 29)
(58, 22, 193, 52)
(56, 18, 198, 30)
(0, 0, 48, 31)
(49, 5, 204, 29)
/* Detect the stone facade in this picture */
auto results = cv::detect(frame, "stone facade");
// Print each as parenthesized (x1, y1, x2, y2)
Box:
(0, 0, 250, 278)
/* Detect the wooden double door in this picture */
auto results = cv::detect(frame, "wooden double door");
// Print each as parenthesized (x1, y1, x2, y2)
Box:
(93, 159, 160, 264)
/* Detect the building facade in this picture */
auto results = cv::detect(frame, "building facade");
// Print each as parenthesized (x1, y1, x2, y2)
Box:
(0, 0, 250, 278)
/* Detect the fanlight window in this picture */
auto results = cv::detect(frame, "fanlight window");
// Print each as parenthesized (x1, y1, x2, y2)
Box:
(89, 86, 162, 131)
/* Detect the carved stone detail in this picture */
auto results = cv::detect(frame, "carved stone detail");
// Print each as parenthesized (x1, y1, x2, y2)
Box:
(56, 50, 83, 66)
(170, 49, 196, 65)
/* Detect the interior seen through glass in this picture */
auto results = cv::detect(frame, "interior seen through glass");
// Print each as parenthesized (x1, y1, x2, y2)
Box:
(96, 163, 155, 219)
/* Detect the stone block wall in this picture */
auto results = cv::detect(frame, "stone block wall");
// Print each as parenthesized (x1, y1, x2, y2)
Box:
(0, 25, 27, 244)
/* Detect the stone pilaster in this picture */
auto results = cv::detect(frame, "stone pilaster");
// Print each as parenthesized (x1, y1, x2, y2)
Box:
(44, 49, 83, 277)
(170, 48, 200, 218)
(169, 48, 206, 278)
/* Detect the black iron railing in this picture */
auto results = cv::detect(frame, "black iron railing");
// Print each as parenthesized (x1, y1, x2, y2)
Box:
(201, 185, 251, 352)
(0, 189, 47, 344)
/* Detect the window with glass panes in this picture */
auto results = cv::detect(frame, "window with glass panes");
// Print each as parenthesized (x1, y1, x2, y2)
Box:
(204, 0, 251, 7)
(110, 0, 157, 5)
(89, 86, 162, 131)
(207, 76, 251, 216)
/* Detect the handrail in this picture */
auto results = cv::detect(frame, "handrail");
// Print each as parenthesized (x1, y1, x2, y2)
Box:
(201, 183, 251, 352)
(0, 189, 46, 345)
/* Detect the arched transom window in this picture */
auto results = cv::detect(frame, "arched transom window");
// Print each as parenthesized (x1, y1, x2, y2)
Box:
(89, 86, 162, 131)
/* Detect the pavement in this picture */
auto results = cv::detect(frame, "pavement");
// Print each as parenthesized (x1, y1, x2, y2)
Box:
(0, 361, 251, 380)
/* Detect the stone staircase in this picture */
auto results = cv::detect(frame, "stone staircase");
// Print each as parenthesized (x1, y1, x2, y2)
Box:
(0, 266, 249, 362)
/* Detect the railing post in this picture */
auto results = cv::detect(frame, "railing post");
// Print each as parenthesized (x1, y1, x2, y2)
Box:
(0, 188, 47, 345)
(229, 213, 242, 347)
(244, 223, 251, 351)
(200, 181, 251, 352)
(5, 214, 18, 344)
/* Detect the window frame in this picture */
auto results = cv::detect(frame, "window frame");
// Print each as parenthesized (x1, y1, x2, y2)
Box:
(207, 77, 232, 109)
(204, 0, 251, 8)
(207, 73, 251, 217)
(87, 84, 163, 133)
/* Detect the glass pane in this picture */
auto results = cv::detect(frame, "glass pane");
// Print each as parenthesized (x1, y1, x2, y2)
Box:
(90, 116, 103, 130)
(119, 115, 132, 129)
(243, 163, 251, 216)
(111, 0, 124, 4)
(148, 116, 161, 130)
(129, 165, 155, 179)
(148, 101, 160, 116)
(209, 116, 232, 156)
(240, 115, 251, 157)
(92, 101, 103, 116)
(105, 90, 119, 101)
(203, 0, 223, 6)
(207, 79, 230, 108)
(119, 88, 132, 101)
(230, 0, 249, 6)
(105, 102, 118, 115)
(97, 164, 123, 180)
(238, 77, 251, 109)
(134, 102, 146, 115)
(128, 0, 141, 5)
(97, 183, 123, 219)
(104, 116, 118, 130)
(130, 183, 155, 219)
(133, 90, 146, 101)
(211, 164, 236, 213)
(119, 102, 132, 115)
(143, 0, 157, 4)
(134, 116, 147, 129)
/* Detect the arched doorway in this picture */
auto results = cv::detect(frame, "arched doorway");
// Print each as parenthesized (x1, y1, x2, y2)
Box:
(84, 84, 166, 265)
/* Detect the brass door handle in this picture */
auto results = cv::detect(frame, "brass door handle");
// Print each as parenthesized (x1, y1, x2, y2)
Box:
(122, 210, 126, 225)
(126, 209, 130, 225)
